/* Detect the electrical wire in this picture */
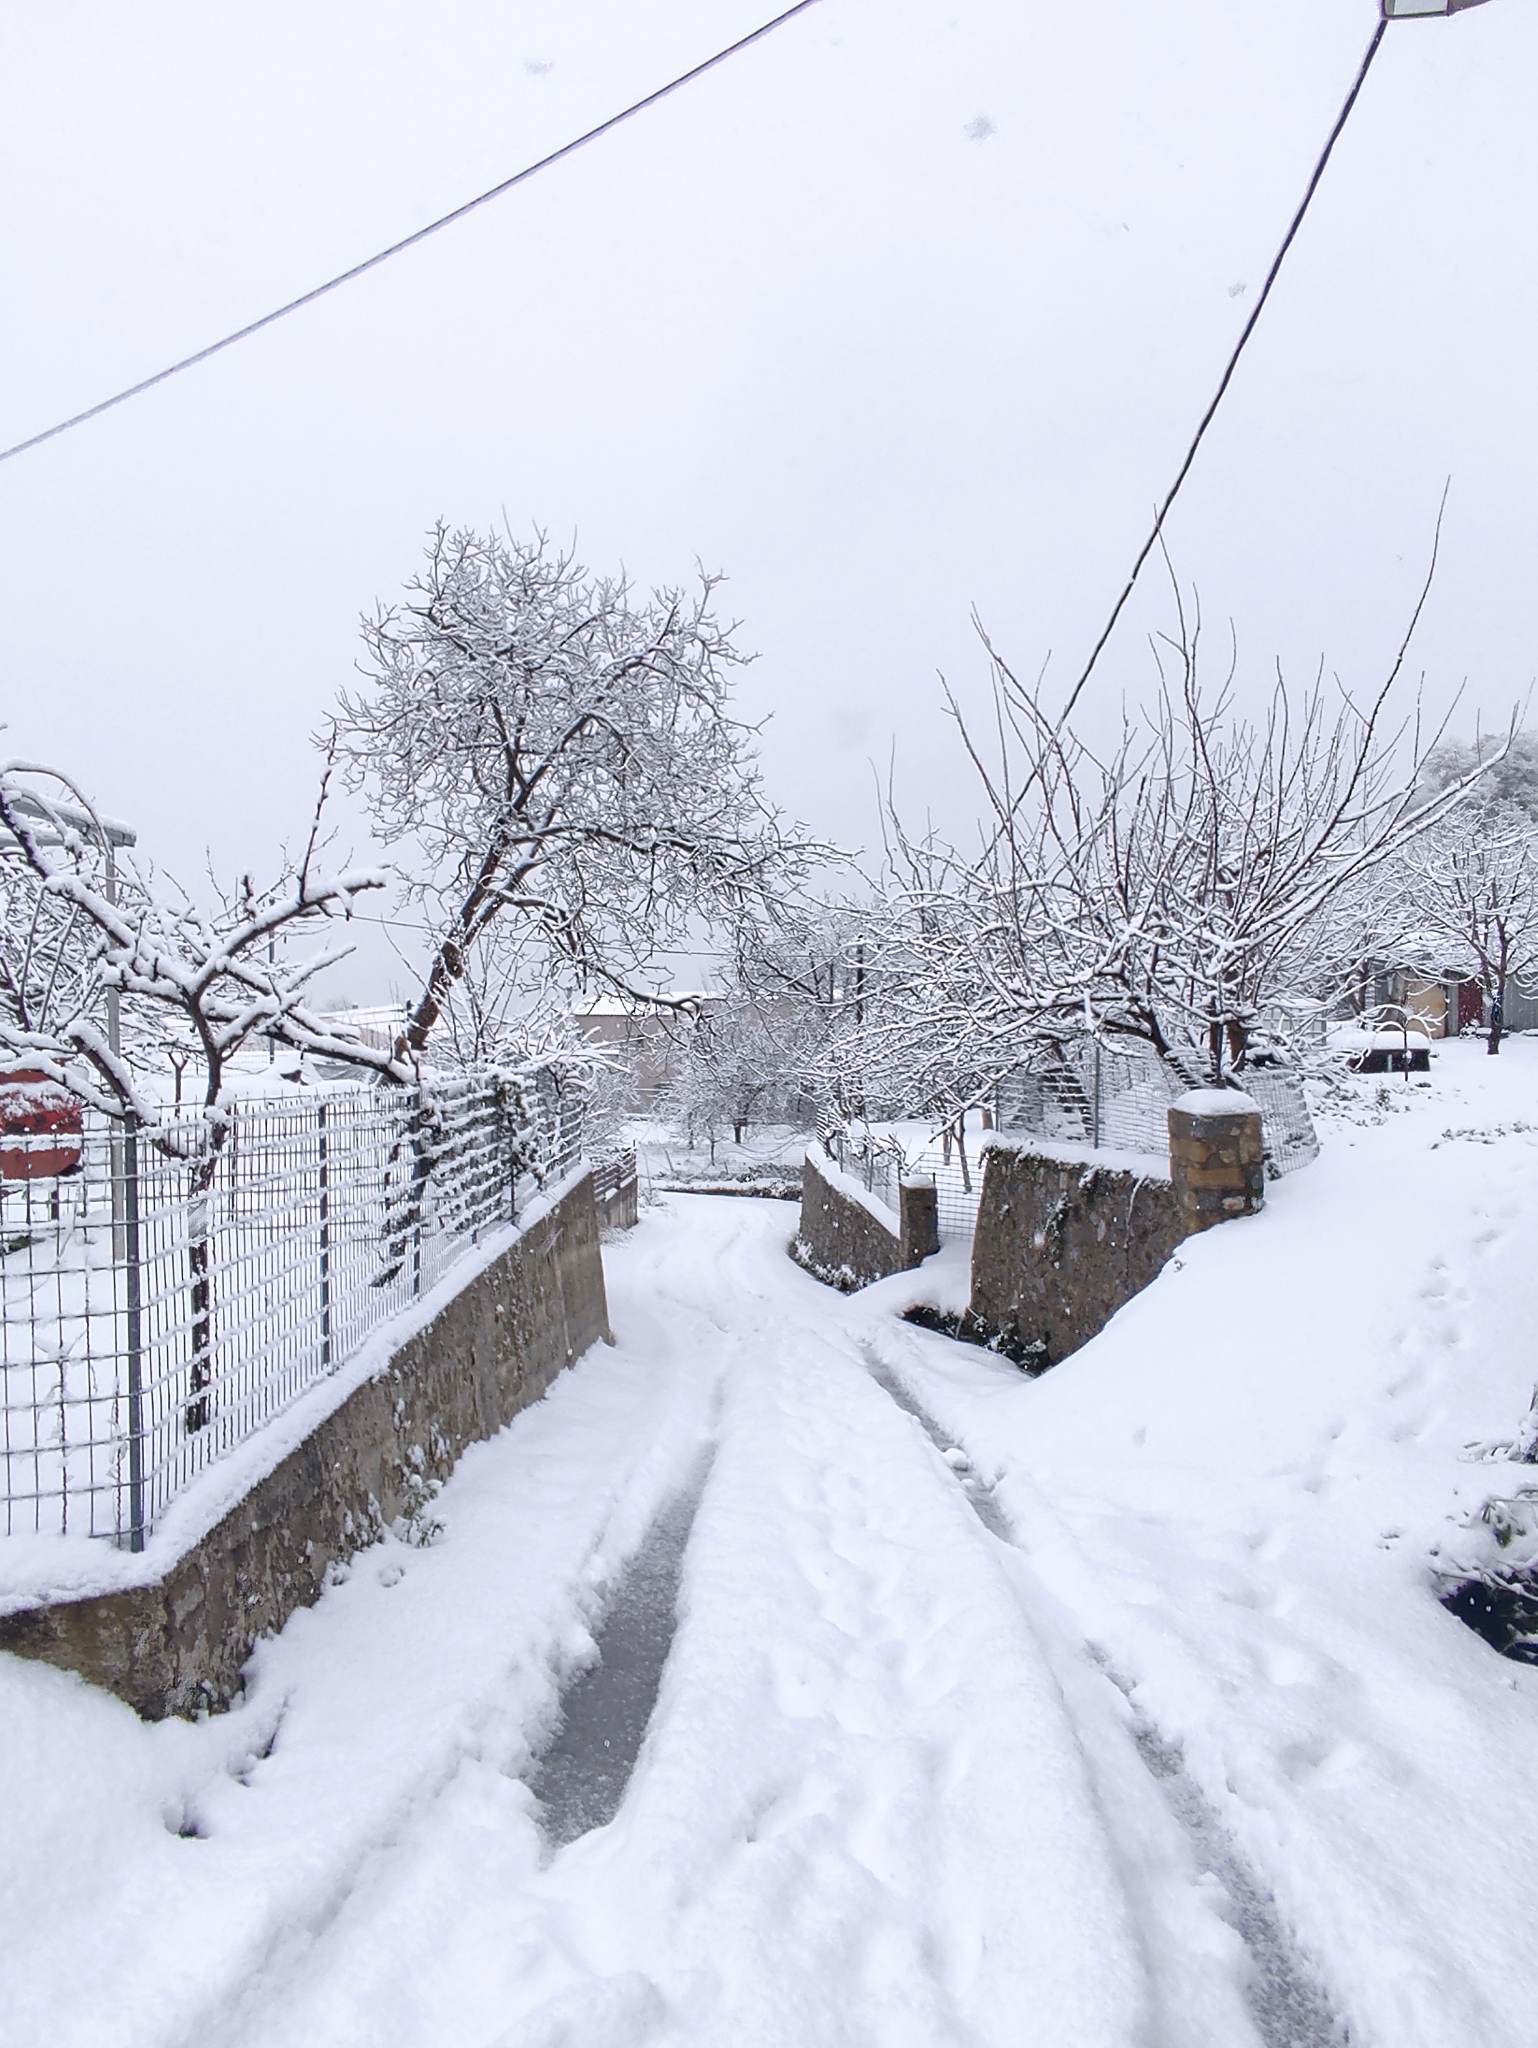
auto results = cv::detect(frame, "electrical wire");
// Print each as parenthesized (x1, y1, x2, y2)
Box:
(344, 911, 754, 954)
(0, 0, 826, 468)
(1059, 17, 1391, 725)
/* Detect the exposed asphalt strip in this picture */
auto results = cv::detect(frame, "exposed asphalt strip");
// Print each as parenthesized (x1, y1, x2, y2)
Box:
(859, 1344, 1348, 2048)
(527, 1443, 716, 1852)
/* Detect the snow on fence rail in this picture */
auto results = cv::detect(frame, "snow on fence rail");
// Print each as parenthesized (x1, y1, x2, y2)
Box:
(0, 1070, 583, 1548)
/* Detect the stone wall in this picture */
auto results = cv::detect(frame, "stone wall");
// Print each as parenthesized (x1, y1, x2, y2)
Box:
(0, 1173, 611, 1719)
(1168, 1094, 1266, 1234)
(793, 1151, 938, 1292)
(967, 1143, 1186, 1369)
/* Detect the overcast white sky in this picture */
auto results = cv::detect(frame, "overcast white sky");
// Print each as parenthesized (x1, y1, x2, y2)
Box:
(2, 0, 1533, 1000)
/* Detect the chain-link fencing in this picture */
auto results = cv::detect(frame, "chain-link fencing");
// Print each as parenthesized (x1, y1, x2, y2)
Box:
(1, 1068, 584, 1549)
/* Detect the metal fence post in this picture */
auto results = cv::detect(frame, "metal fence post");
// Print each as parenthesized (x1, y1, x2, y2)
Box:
(411, 1103, 424, 1300)
(1092, 1042, 1103, 1151)
(122, 1125, 146, 1553)
(317, 1100, 332, 1370)
(0, 1063, 600, 1551)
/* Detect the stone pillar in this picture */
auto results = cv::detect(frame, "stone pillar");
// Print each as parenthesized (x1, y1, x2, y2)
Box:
(1168, 1092, 1265, 1236)
(899, 1177, 940, 1266)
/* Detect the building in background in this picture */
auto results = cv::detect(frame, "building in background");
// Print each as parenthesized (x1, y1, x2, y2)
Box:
(572, 993, 723, 1110)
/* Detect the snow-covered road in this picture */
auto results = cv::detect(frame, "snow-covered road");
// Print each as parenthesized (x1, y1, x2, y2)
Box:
(8, 1043, 1538, 2047)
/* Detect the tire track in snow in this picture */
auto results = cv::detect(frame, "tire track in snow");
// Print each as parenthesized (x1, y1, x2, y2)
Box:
(1098, 1666, 1348, 2048)
(528, 1438, 716, 1850)
(159, 1272, 728, 2048)
(860, 1343, 1348, 2048)
(860, 1346, 1013, 1540)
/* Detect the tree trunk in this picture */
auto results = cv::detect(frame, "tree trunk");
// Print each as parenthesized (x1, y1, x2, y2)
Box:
(184, 1146, 222, 1432)
(376, 1096, 430, 1288)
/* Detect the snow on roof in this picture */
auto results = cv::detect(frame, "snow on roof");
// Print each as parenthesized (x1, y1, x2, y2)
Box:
(1329, 1022, 1434, 1050)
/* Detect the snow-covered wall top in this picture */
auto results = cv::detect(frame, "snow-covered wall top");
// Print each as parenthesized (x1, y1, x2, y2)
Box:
(1171, 1089, 1260, 1119)
(981, 1130, 1170, 1182)
(803, 1144, 901, 1231)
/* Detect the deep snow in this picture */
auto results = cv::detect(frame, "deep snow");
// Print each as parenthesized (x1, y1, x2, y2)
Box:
(4, 1039, 1538, 2047)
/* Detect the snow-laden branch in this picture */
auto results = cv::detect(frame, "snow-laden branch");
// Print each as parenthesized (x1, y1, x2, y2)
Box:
(857, 569, 1514, 1095)
(0, 762, 409, 1147)
(329, 523, 833, 1063)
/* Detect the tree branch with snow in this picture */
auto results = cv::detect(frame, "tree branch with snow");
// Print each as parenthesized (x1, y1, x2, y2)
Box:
(328, 524, 829, 1068)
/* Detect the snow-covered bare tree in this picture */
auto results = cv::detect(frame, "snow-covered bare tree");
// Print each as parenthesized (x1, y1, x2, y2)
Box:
(0, 798, 118, 1067)
(656, 995, 800, 1152)
(730, 898, 881, 1120)
(874, 570, 1499, 1090)
(830, 871, 1040, 1123)
(329, 525, 822, 1065)
(0, 759, 407, 1427)
(1391, 795, 1538, 1055)
(1418, 731, 1538, 819)
(0, 761, 404, 1125)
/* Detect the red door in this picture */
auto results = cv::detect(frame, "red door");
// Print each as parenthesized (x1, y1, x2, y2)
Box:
(1457, 981, 1485, 1035)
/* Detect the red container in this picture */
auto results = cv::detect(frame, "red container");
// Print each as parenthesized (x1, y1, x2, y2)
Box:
(0, 1070, 84, 1180)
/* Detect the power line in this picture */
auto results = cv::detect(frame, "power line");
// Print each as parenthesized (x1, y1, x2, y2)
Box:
(344, 910, 755, 955)
(1060, 18, 1390, 726)
(0, 0, 827, 468)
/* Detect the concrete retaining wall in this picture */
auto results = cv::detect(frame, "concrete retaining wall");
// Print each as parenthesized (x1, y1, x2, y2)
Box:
(0, 1173, 611, 1719)
(967, 1143, 1186, 1369)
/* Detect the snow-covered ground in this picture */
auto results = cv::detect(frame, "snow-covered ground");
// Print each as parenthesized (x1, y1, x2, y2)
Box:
(4, 1040, 1538, 2046)
(627, 1118, 808, 1190)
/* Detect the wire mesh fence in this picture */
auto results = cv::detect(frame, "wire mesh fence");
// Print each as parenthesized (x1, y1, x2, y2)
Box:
(817, 1123, 982, 1246)
(819, 1126, 909, 1220)
(895, 1131, 989, 1245)
(817, 1038, 1320, 1254)
(996, 1039, 1319, 1180)
(996, 1040, 1171, 1161)
(0, 1069, 584, 1548)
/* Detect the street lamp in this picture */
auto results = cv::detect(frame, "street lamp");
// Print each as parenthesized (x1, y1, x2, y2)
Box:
(1382, 1, 1492, 17)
